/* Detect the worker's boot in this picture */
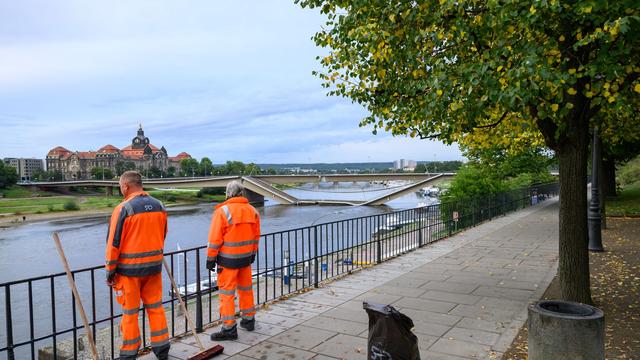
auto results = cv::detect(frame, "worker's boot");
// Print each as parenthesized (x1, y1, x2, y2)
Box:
(152, 343, 170, 360)
(240, 318, 255, 331)
(211, 324, 238, 341)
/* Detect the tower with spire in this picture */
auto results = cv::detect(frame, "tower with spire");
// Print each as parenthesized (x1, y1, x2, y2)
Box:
(131, 124, 150, 149)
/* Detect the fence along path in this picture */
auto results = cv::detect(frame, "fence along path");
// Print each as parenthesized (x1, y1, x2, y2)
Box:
(0, 183, 558, 359)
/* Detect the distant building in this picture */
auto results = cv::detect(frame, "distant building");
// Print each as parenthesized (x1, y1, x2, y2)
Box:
(393, 159, 417, 171)
(2, 158, 44, 181)
(46, 125, 191, 180)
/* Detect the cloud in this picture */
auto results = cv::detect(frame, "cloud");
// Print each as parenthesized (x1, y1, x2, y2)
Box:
(0, 1, 464, 163)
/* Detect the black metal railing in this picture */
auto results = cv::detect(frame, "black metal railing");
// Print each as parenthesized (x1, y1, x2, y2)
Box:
(0, 182, 558, 360)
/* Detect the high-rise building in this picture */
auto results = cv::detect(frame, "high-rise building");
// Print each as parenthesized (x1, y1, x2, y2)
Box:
(2, 158, 44, 181)
(393, 159, 417, 171)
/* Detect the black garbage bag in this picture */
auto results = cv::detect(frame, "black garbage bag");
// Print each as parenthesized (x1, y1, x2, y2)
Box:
(363, 301, 420, 360)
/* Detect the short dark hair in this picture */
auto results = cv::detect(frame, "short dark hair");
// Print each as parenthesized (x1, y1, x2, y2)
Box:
(120, 171, 143, 187)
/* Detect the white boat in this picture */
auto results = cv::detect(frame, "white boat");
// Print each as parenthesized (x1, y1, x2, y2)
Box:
(169, 268, 259, 298)
(419, 186, 440, 197)
(169, 277, 218, 298)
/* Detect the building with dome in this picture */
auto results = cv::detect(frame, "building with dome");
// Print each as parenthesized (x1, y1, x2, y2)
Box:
(46, 125, 191, 180)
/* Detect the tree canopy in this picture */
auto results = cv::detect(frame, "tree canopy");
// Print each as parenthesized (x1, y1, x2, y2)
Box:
(0, 162, 19, 188)
(298, 0, 640, 303)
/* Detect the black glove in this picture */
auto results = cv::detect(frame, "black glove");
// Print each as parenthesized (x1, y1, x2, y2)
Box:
(206, 258, 217, 271)
(106, 271, 116, 286)
(251, 254, 256, 264)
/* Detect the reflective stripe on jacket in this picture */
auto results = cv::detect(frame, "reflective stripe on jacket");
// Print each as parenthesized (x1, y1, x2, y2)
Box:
(105, 191, 167, 277)
(207, 196, 260, 268)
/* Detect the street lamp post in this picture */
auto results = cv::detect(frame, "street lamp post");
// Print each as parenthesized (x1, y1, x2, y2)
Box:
(433, 154, 437, 174)
(588, 127, 604, 252)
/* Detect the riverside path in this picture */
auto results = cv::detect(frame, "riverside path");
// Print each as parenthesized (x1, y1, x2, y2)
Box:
(141, 197, 559, 360)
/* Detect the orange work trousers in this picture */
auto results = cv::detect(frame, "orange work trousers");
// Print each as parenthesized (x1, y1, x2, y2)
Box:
(113, 273, 170, 359)
(217, 266, 255, 329)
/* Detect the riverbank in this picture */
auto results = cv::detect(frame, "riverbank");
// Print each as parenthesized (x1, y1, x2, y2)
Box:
(0, 186, 226, 228)
(0, 203, 213, 228)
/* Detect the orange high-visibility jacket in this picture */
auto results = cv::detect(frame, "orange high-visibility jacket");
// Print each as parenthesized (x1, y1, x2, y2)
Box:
(207, 197, 260, 268)
(105, 191, 167, 278)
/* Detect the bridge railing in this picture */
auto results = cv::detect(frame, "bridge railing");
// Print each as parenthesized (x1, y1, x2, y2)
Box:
(0, 182, 558, 360)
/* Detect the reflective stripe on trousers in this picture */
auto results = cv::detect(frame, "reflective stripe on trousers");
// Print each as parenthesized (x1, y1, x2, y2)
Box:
(114, 273, 170, 357)
(217, 266, 255, 327)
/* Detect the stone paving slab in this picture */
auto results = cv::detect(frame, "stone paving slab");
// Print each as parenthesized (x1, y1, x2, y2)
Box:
(159, 198, 559, 359)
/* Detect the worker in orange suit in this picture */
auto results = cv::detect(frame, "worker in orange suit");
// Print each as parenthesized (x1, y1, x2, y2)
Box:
(105, 171, 170, 359)
(206, 180, 260, 340)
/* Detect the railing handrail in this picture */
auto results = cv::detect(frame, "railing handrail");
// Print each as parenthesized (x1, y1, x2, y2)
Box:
(0, 182, 558, 287)
(1, 182, 559, 360)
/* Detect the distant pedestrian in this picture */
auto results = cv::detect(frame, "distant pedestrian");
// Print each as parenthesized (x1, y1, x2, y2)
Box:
(105, 171, 170, 359)
(207, 181, 261, 340)
(22, 216, 26, 222)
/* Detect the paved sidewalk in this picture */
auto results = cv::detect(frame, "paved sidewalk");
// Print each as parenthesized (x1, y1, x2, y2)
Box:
(147, 198, 559, 360)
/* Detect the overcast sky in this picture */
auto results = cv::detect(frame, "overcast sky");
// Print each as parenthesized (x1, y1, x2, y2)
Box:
(0, 1, 463, 163)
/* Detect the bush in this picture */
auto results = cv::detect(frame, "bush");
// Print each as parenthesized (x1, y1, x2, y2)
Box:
(63, 199, 80, 211)
(619, 156, 640, 187)
(48, 204, 55, 212)
(198, 187, 225, 196)
(166, 195, 177, 202)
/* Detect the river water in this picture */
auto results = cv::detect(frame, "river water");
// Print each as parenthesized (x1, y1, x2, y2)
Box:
(0, 182, 435, 358)
(0, 182, 431, 283)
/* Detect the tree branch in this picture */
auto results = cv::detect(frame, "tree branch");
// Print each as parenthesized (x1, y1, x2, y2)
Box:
(475, 111, 508, 129)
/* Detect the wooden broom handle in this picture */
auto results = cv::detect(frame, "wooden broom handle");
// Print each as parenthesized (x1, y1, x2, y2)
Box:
(53, 232, 100, 360)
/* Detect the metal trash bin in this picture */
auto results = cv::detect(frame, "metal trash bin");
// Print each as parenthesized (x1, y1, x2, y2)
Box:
(528, 300, 604, 360)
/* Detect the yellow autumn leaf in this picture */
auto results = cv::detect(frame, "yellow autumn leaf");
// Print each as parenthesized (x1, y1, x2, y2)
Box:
(608, 96, 616, 103)
(567, 88, 577, 95)
(551, 104, 559, 112)
(559, 35, 565, 42)
(497, 66, 503, 72)
(568, 68, 576, 74)
(586, 91, 594, 98)
(634, 84, 640, 93)
(529, 5, 536, 14)
(567, 103, 574, 109)
(436, 89, 443, 96)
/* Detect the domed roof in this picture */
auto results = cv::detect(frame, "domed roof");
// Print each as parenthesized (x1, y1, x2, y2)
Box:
(47, 146, 71, 156)
(98, 144, 120, 153)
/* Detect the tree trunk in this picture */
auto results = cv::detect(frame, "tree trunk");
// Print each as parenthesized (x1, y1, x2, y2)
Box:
(558, 126, 593, 304)
(602, 159, 617, 198)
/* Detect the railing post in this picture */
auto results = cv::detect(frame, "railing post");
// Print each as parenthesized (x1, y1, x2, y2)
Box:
(376, 215, 382, 264)
(313, 226, 319, 288)
(195, 250, 203, 333)
(5, 286, 14, 360)
(418, 210, 423, 247)
(472, 200, 476, 225)
(488, 197, 492, 220)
